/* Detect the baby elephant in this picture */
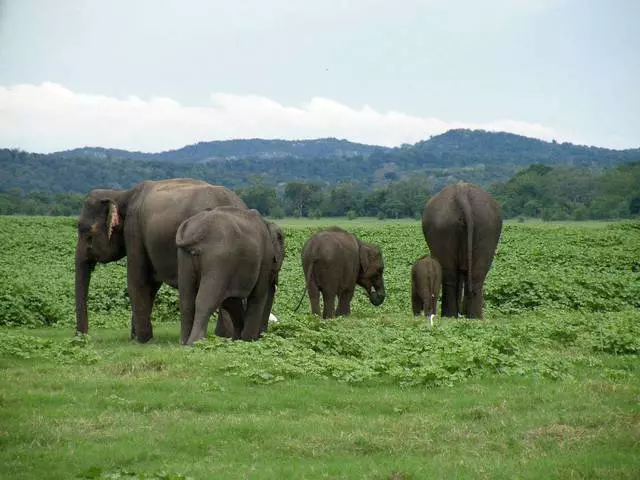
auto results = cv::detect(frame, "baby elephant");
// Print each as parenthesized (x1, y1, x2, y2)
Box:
(301, 226, 385, 319)
(176, 207, 284, 344)
(411, 255, 442, 326)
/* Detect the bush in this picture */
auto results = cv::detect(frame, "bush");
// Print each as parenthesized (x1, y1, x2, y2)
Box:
(0, 284, 65, 327)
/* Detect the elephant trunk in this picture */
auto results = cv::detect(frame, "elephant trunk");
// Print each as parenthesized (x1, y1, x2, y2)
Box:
(369, 287, 385, 306)
(75, 241, 95, 334)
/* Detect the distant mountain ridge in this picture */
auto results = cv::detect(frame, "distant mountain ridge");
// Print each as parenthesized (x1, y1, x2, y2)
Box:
(52, 137, 388, 164)
(402, 129, 639, 166)
(2, 129, 638, 195)
(49, 129, 640, 168)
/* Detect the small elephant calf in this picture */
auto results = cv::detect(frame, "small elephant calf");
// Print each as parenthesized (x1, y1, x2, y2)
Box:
(411, 254, 442, 326)
(301, 226, 386, 319)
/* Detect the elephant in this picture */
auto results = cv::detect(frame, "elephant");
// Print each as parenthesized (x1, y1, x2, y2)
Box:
(75, 178, 247, 342)
(421, 182, 502, 319)
(411, 254, 442, 326)
(300, 226, 385, 318)
(175, 207, 284, 344)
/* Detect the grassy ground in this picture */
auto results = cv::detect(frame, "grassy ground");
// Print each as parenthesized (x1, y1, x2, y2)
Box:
(0, 217, 639, 479)
(1, 323, 639, 480)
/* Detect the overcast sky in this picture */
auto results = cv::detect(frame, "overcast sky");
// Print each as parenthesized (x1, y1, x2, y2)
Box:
(0, 0, 638, 153)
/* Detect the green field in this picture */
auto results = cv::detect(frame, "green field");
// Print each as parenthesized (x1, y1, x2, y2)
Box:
(1, 217, 639, 479)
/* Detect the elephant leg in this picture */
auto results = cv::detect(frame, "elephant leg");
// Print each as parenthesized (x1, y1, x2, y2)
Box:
(241, 288, 268, 341)
(213, 308, 234, 339)
(130, 318, 136, 340)
(412, 291, 423, 316)
(308, 280, 321, 316)
(128, 278, 160, 343)
(466, 277, 486, 319)
(178, 251, 199, 345)
(186, 275, 225, 345)
(336, 288, 354, 317)
(440, 271, 459, 318)
(259, 283, 276, 334)
(457, 272, 466, 317)
(220, 298, 245, 339)
(322, 290, 337, 319)
(126, 246, 160, 343)
(430, 292, 439, 318)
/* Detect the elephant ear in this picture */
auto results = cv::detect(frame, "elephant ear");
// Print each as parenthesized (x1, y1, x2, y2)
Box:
(103, 200, 120, 240)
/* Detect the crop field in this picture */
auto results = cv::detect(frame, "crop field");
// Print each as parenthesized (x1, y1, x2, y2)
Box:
(1, 216, 639, 479)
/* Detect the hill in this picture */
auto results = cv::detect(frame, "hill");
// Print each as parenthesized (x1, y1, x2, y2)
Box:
(52, 138, 387, 164)
(1, 129, 638, 195)
(367, 129, 640, 171)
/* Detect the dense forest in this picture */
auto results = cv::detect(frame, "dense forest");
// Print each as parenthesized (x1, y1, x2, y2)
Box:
(1, 129, 639, 220)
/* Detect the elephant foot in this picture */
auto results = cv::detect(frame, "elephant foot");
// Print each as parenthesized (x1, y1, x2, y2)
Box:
(135, 331, 153, 343)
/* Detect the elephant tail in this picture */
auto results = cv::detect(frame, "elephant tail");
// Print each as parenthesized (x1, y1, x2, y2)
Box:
(293, 261, 314, 313)
(456, 186, 474, 295)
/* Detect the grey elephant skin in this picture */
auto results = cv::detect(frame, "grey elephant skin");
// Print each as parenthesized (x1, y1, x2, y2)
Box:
(421, 182, 502, 319)
(411, 255, 442, 318)
(75, 178, 247, 342)
(301, 227, 385, 318)
(176, 207, 284, 344)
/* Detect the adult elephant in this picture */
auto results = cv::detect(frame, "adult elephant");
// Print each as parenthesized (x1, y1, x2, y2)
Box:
(176, 207, 284, 344)
(75, 178, 247, 342)
(300, 227, 385, 318)
(421, 182, 502, 319)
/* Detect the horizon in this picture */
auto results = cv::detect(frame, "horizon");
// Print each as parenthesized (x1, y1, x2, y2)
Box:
(12, 128, 640, 156)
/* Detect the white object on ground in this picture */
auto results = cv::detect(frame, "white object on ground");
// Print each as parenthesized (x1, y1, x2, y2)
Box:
(428, 314, 435, 327)
(269, 313, 279, 323)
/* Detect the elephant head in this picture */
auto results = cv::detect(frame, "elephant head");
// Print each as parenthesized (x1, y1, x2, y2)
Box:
(75, 189, 128, 334)
(356, 240, 386, 306)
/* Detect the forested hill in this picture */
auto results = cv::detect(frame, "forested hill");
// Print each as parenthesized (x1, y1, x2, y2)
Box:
(367, 129, 640, 170)
(52, 138, 386, 164)
(1, 129, 639, 195)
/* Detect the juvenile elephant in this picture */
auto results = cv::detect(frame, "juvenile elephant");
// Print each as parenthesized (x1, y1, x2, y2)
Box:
(301, 227, 385, 318)
(176, 207, 284, 344)
(411, 255, 442, 326)
(75, 178, 247, 342)
(422, 182, 502, 319)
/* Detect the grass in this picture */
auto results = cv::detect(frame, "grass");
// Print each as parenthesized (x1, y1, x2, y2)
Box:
(1, 325, 639, 480)
(1, 216, 639, 479)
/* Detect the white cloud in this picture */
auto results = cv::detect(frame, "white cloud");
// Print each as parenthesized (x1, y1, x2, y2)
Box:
(0, 82, 567, 153)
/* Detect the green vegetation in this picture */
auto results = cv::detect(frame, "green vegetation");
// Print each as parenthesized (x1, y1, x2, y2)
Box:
(488, 163, 640, 220)
(1, 217, 639, 479)
(2, 129, 639, 220)
(3, 161, 639, 221)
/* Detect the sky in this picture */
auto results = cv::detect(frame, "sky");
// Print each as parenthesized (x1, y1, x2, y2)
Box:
(0, 0, 638, 153)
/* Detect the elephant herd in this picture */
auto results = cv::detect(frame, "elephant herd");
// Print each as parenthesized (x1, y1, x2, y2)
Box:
(75, 178, 502, 345)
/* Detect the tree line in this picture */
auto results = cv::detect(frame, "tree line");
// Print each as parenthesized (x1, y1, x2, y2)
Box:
(1, 162, 639, 220)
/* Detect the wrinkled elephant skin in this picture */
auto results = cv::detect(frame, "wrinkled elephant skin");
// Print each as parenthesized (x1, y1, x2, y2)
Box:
(75, 178, 247, 342)
(411, 254, 442, 321)
(301, 226, 385, 319)
(422, 182, 502, 319)
(176, 207, 284, 344)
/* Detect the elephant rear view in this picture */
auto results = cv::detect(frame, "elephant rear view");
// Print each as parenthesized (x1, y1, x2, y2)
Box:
(422, 182, 502, 319)
(176, 207, 284, 344)
(301, 226, 385, 319)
